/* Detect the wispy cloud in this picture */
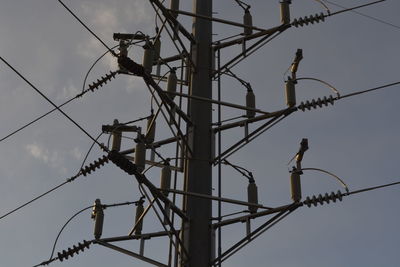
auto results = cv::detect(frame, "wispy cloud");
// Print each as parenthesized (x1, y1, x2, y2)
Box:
(26, 143, 66, 173)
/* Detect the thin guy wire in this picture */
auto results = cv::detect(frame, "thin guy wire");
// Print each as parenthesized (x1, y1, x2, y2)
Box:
(57, 0, 117, 56)
(326, 0, 400, 30)
(0, 56, 105, 149)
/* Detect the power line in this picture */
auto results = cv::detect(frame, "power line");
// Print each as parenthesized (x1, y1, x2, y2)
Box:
(338, 81, 400, 100)
(57, 0, 117, 57)
(0, 56, 105, 150)
(0, 134, 105, 222)
(326, 0, 400, 30)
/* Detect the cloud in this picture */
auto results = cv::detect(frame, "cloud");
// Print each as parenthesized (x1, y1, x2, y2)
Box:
(25, 143, 66, 173)
(70, 147, 83, 161)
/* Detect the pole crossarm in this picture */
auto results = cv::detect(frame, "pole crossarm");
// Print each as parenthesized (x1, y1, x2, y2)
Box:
(96, 240, 169, 267)
(213, 108, 295, 164)
(212, 204, 300, 265)
(212, 203, 297, 229)
(213, 24, 287, 50)
(164, 188, 272, 210)
(169, 9, 268, 32)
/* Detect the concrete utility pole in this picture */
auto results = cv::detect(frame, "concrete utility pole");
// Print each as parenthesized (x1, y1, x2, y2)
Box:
(181, 0, 213, 266)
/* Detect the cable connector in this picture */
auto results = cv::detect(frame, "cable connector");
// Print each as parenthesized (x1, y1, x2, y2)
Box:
(80, 155, 109, 177)
(57, 240, 91, 262)
(117, 56, 145, 77)
(108, 150, 137, 175)
(292, 13, 325, 27)
(298, 95, 335, 111)
(303, 191, 343, 207)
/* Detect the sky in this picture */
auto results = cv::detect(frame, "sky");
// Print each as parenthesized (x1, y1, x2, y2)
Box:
(0, 0, 399, 266)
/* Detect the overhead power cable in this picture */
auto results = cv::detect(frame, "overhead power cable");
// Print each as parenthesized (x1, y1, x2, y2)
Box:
(48, 200, 141, 262)
(325, 0, 400, 30)
(57, 0, 117, 56)
(0, 134, 106, 222)
(0, 56, 106, 150)
(338, 81, 400, 100)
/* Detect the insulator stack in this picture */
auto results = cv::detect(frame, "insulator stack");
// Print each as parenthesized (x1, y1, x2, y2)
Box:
(135, 139, 146, 173)
(303, 191, 343, 207)
(153, 37, 161, 61)
(145, 115, 156, 144)
(91, 199, 104, 240)
(170, 0, 180, 18)
(167, 68, 177, 100)
(111, 119, 122, 151)
(134, 199, 145, 235)
(246, 89, 256, 118)
(280, 0, 291, 24)
(285, 79, 296, 107)
(80, 155, 109, 177)
(160, 164, 172, 196)
(247, 181, 259, 213)
(57, 240, 91, 262)
(142, 43, 155, 74)
(290, 170, 302, 202)
(87, 71, 118, 93)
(298, 95, 335, 111)
(292, 13, 325, 27)
(243, 9, 253, 36)
(108, 150, 137, 175)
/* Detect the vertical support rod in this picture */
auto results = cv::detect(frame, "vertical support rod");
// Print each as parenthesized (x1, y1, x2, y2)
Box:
(181, 0, 213, 266)
(217, 47, 222, 267)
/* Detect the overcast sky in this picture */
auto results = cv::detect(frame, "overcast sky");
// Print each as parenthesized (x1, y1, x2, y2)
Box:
(1, 0, 400, 267)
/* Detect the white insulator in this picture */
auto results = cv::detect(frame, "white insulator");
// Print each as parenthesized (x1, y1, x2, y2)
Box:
(247, 182, 259, 213)
(111, 119, 122, 151)
(280, 0, 291, 24)
(145, 115, 156, 144)
(135, 201, 144, 235)
(246, 90, 256, 118)
(153, 37, 161, 60)
(92, 199, 104, 239)
(243, 9, 253, 36)
(167, 69, 177, 100)
(135, 140, 146, 173)
(285, 79, 296, 107)
(170, 0, 179, 18)
(142, 44, 155, 74)
(290, 171, 302, 202)
(160, 165, 172, 196)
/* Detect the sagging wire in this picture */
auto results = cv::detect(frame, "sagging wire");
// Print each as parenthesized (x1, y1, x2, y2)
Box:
(81, 39, 144, 95)
(295, 77, 341, 97)
(312, 0, 331, 14)
(300, 167, 349, 193)
(35, 200, 142, 267)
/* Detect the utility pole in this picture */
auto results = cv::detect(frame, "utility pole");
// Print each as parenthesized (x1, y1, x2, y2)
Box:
(181, 1, 213, 266)
(30, 1, 400, 267)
